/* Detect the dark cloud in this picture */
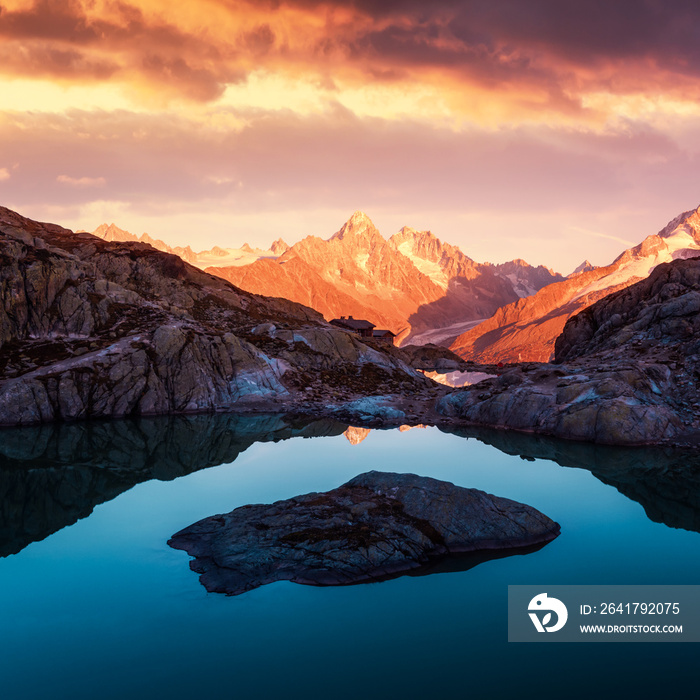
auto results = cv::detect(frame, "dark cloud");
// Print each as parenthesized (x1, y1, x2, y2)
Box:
(444, 0, 700, 71)
(0, 1, 239, 98)
(140, 55, 237, 102)
(0, 0, 186, 47)
(0, 0, 99, 41)
(0, 42, 117, 79)
(3, 0, 700, 104)
(242, 24, 276, 54)
(277, 0, 700, 89)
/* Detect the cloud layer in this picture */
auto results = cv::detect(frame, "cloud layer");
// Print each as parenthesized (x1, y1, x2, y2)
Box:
(3, 0, 700, 112)
(2, 1, 700, 272)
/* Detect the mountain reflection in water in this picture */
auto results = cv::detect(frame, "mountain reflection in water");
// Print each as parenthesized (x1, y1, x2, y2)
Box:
(445, 425, 700, 534)
(1, 414, 700, 559)
(0, 414, 346, 558)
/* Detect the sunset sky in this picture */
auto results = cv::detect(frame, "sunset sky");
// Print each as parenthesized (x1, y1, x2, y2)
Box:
(2, 0, 700, 273)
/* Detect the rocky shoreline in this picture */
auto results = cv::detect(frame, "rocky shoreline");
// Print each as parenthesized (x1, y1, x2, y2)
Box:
(3, 205, 700, 447)
(436, 257, 700, 446)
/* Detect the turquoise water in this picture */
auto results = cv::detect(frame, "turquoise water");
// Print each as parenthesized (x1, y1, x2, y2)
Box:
(1, 416, 699, 699)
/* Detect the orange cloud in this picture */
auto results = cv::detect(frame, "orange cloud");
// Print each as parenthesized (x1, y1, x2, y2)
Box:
(0, 0, 699, 122)
(4, 1, 700, 278)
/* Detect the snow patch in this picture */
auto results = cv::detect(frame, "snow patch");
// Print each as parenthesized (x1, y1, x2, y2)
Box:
(573, 229, 700, 301)
(423, 370, 495, 387)
(193, 248, 279, 270)
(396, 241, 449, 289)
(504, 273, 536, 297)
(406, 319, 486, 346)
(355, 252, 370, 271)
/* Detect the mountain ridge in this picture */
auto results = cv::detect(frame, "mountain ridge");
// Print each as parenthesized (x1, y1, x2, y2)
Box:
(87, 213, 563, 341)
(199, 212, 563, 341)
(437, 254, 700, 445)
(450, 205, 700, 363)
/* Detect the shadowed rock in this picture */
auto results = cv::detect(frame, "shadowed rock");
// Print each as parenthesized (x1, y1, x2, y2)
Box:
(168, 471, 560, 596)
(0, 206, 435, 427)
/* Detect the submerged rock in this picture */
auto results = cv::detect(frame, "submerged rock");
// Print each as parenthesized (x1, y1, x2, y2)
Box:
(168, 471, 560, 596)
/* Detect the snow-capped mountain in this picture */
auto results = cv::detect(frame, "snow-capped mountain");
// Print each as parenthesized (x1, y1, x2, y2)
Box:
(90, 223, 285, 270)
(451, 205, 700, 363)
(209, 212, 562, 343)
(89, 212, 562, 344)
(569, 260, 597, 277)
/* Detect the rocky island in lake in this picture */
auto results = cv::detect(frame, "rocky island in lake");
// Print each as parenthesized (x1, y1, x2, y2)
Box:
(168, 471, 560, 595)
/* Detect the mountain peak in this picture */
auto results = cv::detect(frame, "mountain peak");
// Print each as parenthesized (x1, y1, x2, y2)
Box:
(396, 226, 438, 243)
(331, 211, 380, 241)
(92, 223, 138, 243)
(270, 238, 289, 255)
(349, 210, 372, 225)
(571, 260, 596, 276)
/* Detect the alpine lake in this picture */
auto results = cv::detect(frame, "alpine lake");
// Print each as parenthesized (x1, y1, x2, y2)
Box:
(1, 412, 699, 699)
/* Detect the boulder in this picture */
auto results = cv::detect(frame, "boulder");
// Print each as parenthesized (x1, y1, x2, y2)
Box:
(168, 470, 560, 595)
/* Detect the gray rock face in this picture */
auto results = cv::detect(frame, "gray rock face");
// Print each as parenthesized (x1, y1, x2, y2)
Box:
(554, 256, 700, 363)
(437, 363, 683, 445)
(168, 471, 560, 595)
(438, 257, 700, 446)
(0, 206, 434, 426)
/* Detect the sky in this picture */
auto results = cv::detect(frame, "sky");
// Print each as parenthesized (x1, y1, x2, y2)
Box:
(2, 1, 700, 274)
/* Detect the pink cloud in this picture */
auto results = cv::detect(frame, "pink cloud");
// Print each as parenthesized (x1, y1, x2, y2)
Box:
(56, 174, 106, 187)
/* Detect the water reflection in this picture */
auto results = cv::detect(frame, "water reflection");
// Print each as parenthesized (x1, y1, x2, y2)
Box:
(421, 369, 495, 387)
(1, 414, 700, 559)
(443, 425, 700, 534)
(0, 414, 347, 557)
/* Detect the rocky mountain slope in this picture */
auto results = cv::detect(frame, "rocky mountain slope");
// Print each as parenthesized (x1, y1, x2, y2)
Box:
(212, 212, 562, 343)
(0, 206, 440, 426)
(451, 206, 700, 363)
(91, 213, 561, 344)
(554, 255, 700, 366)
(438, 256, 700, 445)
